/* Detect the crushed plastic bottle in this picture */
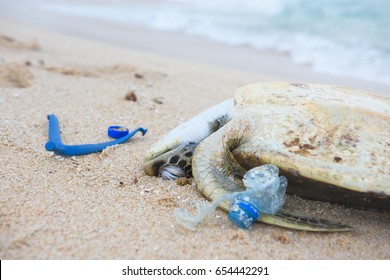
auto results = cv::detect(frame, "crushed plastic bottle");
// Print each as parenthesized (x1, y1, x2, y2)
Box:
(175, 164, 287, 230)
(228, 164, 287, 229)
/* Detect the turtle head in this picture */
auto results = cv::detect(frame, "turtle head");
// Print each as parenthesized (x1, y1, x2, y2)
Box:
(143, 138, 197, 180)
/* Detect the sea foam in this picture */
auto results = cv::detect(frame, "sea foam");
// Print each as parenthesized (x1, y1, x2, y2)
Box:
(41, 0, 390, 86)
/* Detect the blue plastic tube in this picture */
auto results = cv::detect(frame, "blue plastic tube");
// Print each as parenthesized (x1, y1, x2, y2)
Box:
(45, 114, 147, 156)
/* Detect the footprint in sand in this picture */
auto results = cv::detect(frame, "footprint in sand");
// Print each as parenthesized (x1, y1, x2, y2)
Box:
(43, 64, 138, 78)
(0, 62, 34, 88)
(43, 66, 99, 77)
(42, 64, 167, 81)
(0, 35, 40, 51)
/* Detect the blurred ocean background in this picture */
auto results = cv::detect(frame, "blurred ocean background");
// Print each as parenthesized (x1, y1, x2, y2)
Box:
(36, 0, 390, 85)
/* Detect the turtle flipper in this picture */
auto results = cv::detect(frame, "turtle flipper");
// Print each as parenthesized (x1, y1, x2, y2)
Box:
(216, 200, 353, 231)
(260, 207, 353, 232)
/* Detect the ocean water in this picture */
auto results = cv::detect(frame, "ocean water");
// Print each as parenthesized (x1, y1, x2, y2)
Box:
(41, 0, 390, 85)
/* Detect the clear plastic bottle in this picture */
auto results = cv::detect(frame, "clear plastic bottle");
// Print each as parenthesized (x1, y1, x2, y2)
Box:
(228, 164, 287, 229)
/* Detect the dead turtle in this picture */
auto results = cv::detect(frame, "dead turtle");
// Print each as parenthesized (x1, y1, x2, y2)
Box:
(144, 82, 390, 231)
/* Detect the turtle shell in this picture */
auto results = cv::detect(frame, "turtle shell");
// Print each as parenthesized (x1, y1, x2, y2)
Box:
(195, 82, 390, 209)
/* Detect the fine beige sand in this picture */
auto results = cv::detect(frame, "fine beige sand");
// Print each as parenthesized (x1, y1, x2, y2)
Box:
(0, 17, 389, 259)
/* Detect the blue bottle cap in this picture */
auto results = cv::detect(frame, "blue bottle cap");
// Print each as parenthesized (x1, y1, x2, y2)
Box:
(108, 126, 129, 139)
(228, 199, 260, 229)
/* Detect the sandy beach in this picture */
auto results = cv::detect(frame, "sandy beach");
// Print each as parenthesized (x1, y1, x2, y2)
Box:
(0, 13, 389, 260)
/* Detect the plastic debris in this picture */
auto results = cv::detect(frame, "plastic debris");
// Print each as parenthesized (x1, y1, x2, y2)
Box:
(175, 193, 232, 231)
(45, 114, 147, 156)
(228, 164, 287, 229)
(175, 164, 287, 230)
(108, 126, 129, 139)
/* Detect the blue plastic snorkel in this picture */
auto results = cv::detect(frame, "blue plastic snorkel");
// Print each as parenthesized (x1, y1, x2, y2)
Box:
(45, 114, 147, 156)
